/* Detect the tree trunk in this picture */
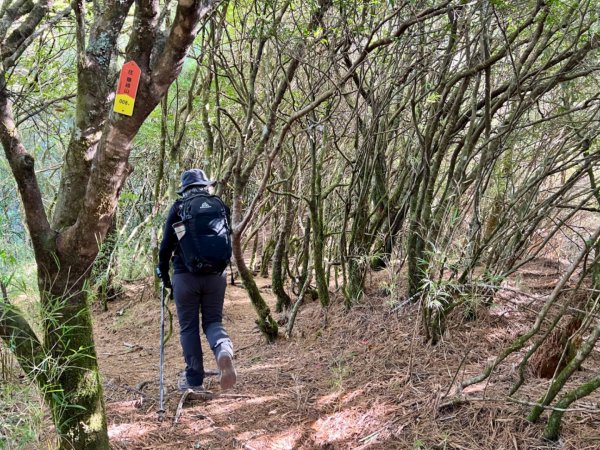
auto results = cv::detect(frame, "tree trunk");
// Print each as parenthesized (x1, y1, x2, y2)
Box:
(249, 232, 259, 274)
(312, 218, 329, 308)
(543, 373, 600, 441)
(259, 236, 275, 278)
(42, 279, 108, 450)
(272, 191, 294, 312)
(528, 318, 600, 423)
(0, 280, 7, 303)
(232, 230, 278, 341)
(295, 216, 312, 296)
(407, 193, 425, 298)
(93, 215, 119, 311)
(309, 126, 329, 308)
(343, 258, 364, 309)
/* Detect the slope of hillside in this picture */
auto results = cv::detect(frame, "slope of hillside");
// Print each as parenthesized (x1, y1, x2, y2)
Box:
(94, 264, 599, 450)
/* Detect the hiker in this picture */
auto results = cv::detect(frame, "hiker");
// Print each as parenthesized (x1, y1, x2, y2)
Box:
(156, 168, 236, 392)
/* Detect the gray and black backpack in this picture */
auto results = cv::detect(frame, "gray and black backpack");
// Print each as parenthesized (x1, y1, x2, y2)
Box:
(174, 193, 232, 274)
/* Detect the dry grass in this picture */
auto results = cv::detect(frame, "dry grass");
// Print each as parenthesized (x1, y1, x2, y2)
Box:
(90, 259, 600, 449)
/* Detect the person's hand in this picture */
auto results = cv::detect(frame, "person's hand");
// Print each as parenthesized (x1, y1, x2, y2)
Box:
(155, 267, 172, 290)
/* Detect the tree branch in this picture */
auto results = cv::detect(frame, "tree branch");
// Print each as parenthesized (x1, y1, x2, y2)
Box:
(60, 0, 219, 260)
(0, 0, 35, 44)
(52, 0, 135, 230)
(0, 300, 46, 383)
(0, 79, 53, 259)
(125, 0, 159, 73)
(152, 0, 219, 94)
(1, 0, 51, 62)
(2, 6, 72, 69)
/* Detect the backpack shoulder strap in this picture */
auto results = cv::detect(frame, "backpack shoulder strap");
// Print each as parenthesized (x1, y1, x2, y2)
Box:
(212, 195, 231, 230)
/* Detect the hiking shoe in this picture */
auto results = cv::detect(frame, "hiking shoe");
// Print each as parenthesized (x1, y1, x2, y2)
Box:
(177, 372, 204, 393)
(217, 352, 237, 390)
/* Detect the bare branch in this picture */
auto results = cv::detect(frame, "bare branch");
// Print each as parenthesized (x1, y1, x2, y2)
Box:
(0, 300, 45, 382)
(1, 0, 51, 62)
(0, 80, 53, 257)
(152, 0, 219, 94)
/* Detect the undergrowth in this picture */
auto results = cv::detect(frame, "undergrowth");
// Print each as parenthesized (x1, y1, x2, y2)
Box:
(0, 366, 45, 449)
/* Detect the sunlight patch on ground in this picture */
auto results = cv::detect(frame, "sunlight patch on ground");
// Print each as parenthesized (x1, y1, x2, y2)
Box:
(316, 391, 340, 407)
(204, 394, 280, 416)
(241, 362, 287, 373)
(311, 401, 392, 446)
(107, 399, 142, 414)
(108, 422, 156, 440)
(462, 382, 487, 395)
(316, 388, 365, 408)
(237, 425, 305, 450)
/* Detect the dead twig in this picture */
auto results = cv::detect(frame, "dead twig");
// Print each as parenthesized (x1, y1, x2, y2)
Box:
(135, 380, 151, 391)
(438, 395, 600, 414)
(236, 342, 259, 353)
(174, 389, 253, 424)
(442, 349, 471, 399)
(174, 390, 192, 424)
(405, 300, 421, 383)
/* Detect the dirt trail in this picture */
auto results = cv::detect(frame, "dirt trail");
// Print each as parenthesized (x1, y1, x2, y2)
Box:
(96, 267, 600, 450)
(98, 278, 337, 449)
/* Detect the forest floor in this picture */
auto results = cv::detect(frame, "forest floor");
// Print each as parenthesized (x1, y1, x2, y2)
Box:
(94, 260, 600, 450)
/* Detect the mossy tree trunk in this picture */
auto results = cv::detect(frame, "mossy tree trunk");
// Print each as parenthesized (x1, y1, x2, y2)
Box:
(249, 232, 260, 273)
(308, 117, 329, 308)
(543, 373, 600, 441)
(93, 215, 120, 311)
(536, 143, 600, 439)
(259, 236, 275, 278)
(341, 128, 376, 307)
(272, 185, 294, 312)
(406, 186, 426, 298)
(528, 316, 600, 423)
(232, 228, 279, 341)
(41, 271, 108, 450)
(222, 0, 332, 337)
(296, 216, 312, 295)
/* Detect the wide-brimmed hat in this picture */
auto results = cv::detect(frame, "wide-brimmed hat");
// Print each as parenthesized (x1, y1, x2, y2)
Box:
(177, 169, 216, 194)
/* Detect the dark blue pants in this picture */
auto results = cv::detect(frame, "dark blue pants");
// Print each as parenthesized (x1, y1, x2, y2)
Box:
(172, 272, 231, 386)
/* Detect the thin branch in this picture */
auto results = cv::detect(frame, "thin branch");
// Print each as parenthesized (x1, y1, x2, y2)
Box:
(0, 80, 53, 257)
(0, 301, 46, 383)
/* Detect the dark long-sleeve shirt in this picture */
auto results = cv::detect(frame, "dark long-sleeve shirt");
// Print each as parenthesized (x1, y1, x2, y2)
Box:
(158, 200, 188, 276)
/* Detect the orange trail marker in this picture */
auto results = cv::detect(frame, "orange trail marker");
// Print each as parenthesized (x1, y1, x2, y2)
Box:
(114, 61, 141, 116)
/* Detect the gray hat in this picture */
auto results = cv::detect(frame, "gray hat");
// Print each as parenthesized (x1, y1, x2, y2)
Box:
(177, 169, 216, 194)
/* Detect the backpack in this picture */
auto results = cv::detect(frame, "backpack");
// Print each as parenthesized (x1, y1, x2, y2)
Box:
(173, 193, 232, 274)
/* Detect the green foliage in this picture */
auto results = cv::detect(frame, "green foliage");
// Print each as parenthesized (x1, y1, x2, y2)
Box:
(426, 92, 440, 104)
(412, 440, 425, 450)
(0, 249, 16, 289)
(328, 354, 350, 390)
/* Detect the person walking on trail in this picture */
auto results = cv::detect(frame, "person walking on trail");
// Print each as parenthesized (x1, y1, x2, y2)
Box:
(156, 168, 236, 393)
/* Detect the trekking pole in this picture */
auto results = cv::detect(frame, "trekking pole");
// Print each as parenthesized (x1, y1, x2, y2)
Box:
(229, 260, 235, 286)
(157, 281, 166, 421)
